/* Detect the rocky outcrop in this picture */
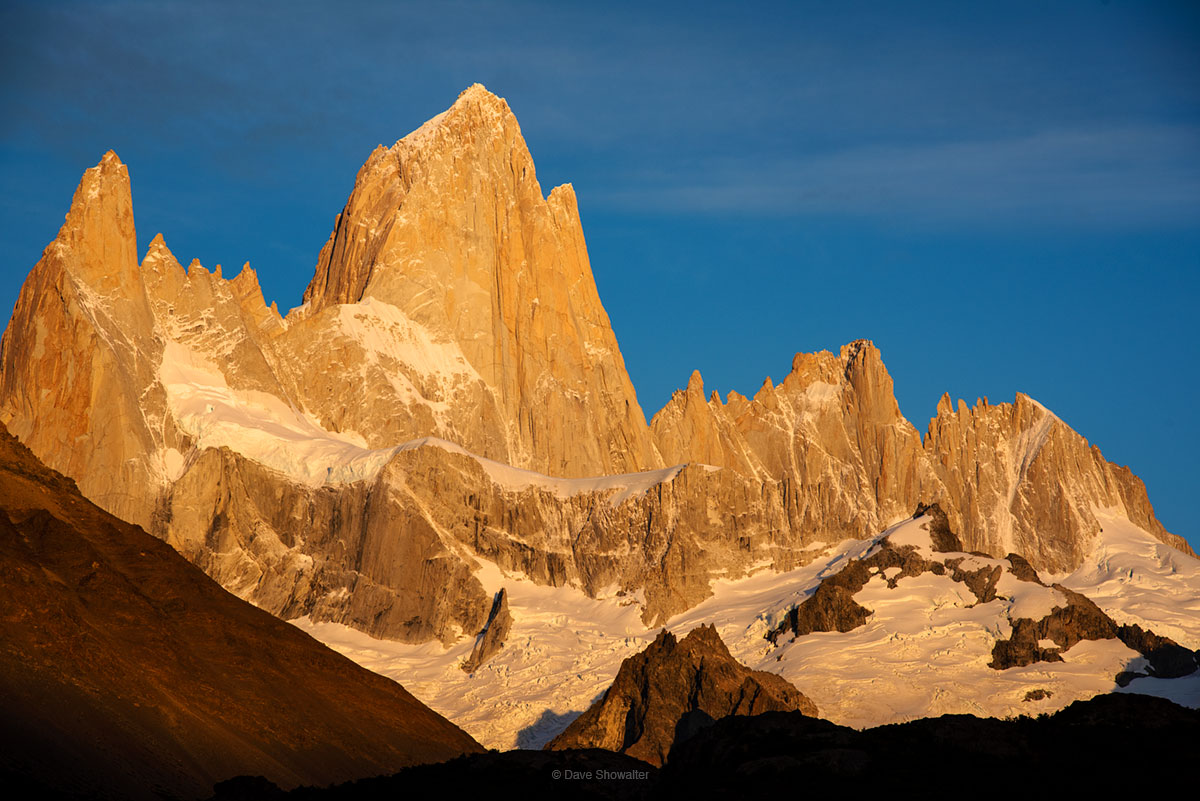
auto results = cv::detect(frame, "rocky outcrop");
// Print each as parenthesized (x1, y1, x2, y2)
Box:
(989, 585, 1200, 677)
(913, 501, 962, 551)
(1115, 624, 1200, 679)
(547, 625, 816, 767)
(988, 585, 1119, 669)
(462, 589, 512, 673)
(768, 508, 956, 643)
(0, 423, 481, 801)
(764, 507, 1199, 688)
(652, 342, 943, 549)
(653, 352, 1191, 574)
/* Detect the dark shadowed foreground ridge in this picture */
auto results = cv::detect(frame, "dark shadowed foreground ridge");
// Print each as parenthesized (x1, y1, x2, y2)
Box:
(0, 423, 481, 801)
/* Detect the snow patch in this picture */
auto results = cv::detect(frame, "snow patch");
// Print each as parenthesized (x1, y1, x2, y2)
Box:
(294, 511, 1200, 745)
(801, 381, 840, 407)
(1053, 509, 1200, 649)
(335, 297, 482, 410)
(390, 437, 685, 505)
(886, 515, 935, 553)
(1001, 576, 1066, 621)
(160, 339, 401, 486)
(160, 448, 186, 482)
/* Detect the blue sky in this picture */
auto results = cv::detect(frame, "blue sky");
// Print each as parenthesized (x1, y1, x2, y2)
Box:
(2, 1, 1198, 549)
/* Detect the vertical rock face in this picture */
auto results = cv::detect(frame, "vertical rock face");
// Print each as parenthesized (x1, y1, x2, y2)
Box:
(0, 85, 1190, 657)
(160, 445, 492, 645)
(0, 152, 166, 531)
(923, 392, 1185, 571)
(652, 341, 944, 548)
(298, 84, 660, 476)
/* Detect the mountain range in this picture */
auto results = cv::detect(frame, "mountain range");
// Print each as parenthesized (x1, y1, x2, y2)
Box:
(2, 85, 1197, 786)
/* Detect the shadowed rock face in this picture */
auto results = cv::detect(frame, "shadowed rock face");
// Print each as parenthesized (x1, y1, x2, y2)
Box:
(0, 423, 481, 801)
(207, 694, 1200, 800)
(658, 694, 1200, 797)
(913, 501, 962, 551)
(1115, 624, 1200, 679)
(546, 625, 817, 767)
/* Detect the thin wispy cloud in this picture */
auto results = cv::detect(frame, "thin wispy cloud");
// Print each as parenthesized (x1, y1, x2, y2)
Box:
(591, 125, 1200, 225)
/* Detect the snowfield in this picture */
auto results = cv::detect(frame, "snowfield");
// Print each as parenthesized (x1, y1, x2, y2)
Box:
(294, 512, 1200, 749)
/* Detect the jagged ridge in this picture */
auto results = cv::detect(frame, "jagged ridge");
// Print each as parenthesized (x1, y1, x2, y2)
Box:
(0, 85, 1190, 655)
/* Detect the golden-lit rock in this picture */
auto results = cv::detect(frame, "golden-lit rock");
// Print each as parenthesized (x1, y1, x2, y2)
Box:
(924, 392, 1187, 570)
(0, 152, 166, 530)
(298, 84, 660, 476)
(653, 340, 944, 547)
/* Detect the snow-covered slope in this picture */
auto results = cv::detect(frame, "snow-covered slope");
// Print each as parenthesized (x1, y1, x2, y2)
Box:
(160, 338, 402, 486)
(296, 511, 1200, 749)
(1054, 508, 1200, 648)
(293, 558, 653, 750)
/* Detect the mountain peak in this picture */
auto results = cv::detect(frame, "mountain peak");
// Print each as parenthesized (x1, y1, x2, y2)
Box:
(456, 82, 500, 106)
(839, 338, 876, 364)
(50, 151, 139, 303)
(548, 625, 816, 766)
(297, 86, 659, 477)
(449, 82, 512, 123)
(141, 232, 181, 274)
(395, 83, 514, 153)
(75, 150, 129, 205)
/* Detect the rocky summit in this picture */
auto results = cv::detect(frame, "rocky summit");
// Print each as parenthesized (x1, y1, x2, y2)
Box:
(547, 625, 817, 766)
(2, 85, 1197, 749)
